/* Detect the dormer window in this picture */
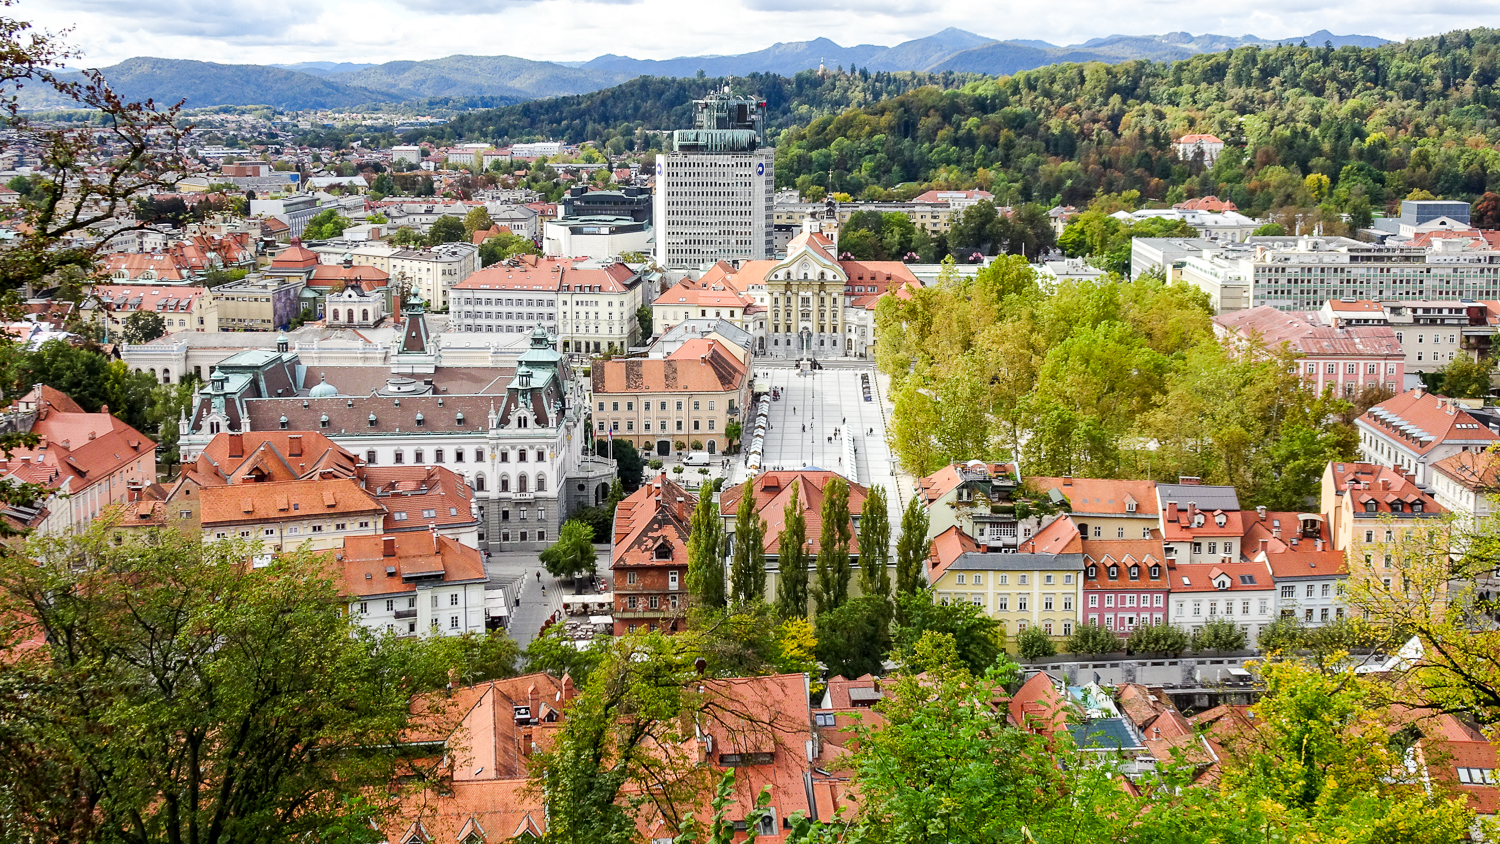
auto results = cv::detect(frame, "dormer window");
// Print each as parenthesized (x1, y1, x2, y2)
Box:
(654, 544, 673, 560)
(1087, 564, 1097, 578)
(1412, 502, 1424, 514)
(1107, 565, 1119, 579)
(415, 413, 424, 427)
(1125, 500, 1136, 513)
(1214, 512, 1227, 527)
(1149, 565, 1160, 578)
(1128, 565, 1139, 581)
(1390, 501, 1404, 513)
(456, 412, 465, 425)
(1364, 500, 1377, 513)
(368, 413, 377, 427)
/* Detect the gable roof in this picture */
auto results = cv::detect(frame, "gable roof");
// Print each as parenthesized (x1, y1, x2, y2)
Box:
(592, 341, 747, 395)
(1029, 477, 1158, 517)
(199, 477, 384, 526)
(1359, 389, 1499, 456)
(718, 471, 869, 557)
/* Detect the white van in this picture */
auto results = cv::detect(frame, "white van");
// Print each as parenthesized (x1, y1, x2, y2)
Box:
(682, 451, 713, 466)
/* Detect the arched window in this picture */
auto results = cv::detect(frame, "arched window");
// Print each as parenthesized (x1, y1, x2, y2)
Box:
(331, 309, 340, 322)
(518, 474, 529, 494)
(361, 309, 369, 322)
(474, 473, 486, 492)
(499, 475, 509, 493)
(535, 473, 546, 492)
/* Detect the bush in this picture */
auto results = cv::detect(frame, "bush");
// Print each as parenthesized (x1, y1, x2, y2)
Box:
(1015, 626, 1057, 661)
(1192, 617, 1248, 652)
(1127, 622, 1190, 656)
(1066, 622, 1122, 655)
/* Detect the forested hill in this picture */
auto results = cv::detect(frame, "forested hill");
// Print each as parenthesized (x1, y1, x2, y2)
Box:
(405, 70, 983, 151)
(774, 29, 1500, 219)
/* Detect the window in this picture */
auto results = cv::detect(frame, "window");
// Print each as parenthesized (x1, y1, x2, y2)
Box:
(1063, 621, 1073, 636)
(1044, 574, 1054, 585)
(1017, 596, 1028, 611)
(996, 595, 1009, 611)
(435, 448, 444, 463)
(972, 574, 982, 586)
(1018, 574, 1028, 585)
(1044, 596, 1053, 611)
(956, 573, 966, 585)
(1105, 594, 1115, 607)
(1063, 595, 1073, 611)
(366, 450, 377, 465)
(450, 616, 459, 629)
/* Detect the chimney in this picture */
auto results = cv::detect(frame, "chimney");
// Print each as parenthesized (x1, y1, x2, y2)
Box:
(288, 434, 303, 457)
(228, 432, 244, 458)
(1256, 505, 1267, 520)
(675, 496, 687, 522)
(382, 535, 396, 557)
(1315, 538, 1323, 551)
(1381, 478, 1391, 490)
(1167, 501, 1178, 521)
(1188, 502, 1198, 520)
(1062, 476, 1072, 487)
(1259, 538, 1268, 554)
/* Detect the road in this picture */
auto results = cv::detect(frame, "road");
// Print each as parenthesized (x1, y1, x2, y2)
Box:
(483, 546, 610, 649)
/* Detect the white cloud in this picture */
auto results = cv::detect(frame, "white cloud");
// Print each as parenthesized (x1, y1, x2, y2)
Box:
(16, 0, 1459, 72)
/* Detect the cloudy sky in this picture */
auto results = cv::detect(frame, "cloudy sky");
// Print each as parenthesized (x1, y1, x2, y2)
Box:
(23, 0, 1465, 68)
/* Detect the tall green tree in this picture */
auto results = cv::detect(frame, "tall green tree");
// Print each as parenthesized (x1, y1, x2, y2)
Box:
(774, 481, 809, 620)
(426, 215, 465, 245)
(541, 519, 599, 592)
(687, 489, 726, 610)
(813, 475, 853, 614)
(857, 483, 891, 600)
(462, 205, 495, 237)
(120, 309, 167, 344)
(728, 479, 766, 604)
(893, 492, 930, 623)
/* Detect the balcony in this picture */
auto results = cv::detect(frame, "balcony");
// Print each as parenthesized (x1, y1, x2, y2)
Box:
(394, 608, 417, 619)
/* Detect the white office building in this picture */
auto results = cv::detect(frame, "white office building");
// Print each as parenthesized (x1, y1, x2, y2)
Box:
(653, 90, 775, 269)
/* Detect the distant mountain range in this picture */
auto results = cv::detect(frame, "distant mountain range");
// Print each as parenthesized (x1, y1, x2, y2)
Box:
(23, 29, 1389, 112)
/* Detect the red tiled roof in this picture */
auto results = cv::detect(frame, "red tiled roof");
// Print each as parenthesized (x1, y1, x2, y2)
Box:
(200, 477, 384, 526)
(1326, 462, 1445, 516)
(1029, 477, 1158, 517)
(270, 237, 318, 269)
(591, 341, 747, 395)
(1215, 306, 1403, 358)
(718, 471, 869, 556)
(1359, 389, 1499, 456)
(1241, 510, 1345, 577)
(453, 255, 635, 294)
(1430, 450, 1500, 493)
(0, 408, 154, 497)
(1168, 560, 1272, 593)
(336, 531, 485, 597)
(1021, 515, 1083, 555)
(1177, 133, 1223, 144)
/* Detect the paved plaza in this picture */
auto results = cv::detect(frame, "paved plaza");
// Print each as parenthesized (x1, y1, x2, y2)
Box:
(735, 361, 909, 530)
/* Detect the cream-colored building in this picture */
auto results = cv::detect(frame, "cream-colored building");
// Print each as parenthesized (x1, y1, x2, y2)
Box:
(590, 337, 750, 457)
(83, 284, 220, 337)
(388, 243, 479, 311)
(929, 515, 1085, 644)
(201, 477, 386, 553)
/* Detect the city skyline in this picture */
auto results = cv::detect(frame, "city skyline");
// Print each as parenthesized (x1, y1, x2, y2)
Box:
(26, 0, 1472, 70)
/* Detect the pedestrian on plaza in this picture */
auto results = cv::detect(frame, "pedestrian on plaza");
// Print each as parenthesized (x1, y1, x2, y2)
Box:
(802, 424, 806, 432)
(536, 570, 541, 581)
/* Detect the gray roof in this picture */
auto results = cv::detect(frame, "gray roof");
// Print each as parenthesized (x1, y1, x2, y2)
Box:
(1156, 483, 1240, 512)
(1068, 717, 1144, 751)
(949, 552, 1084, 572)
